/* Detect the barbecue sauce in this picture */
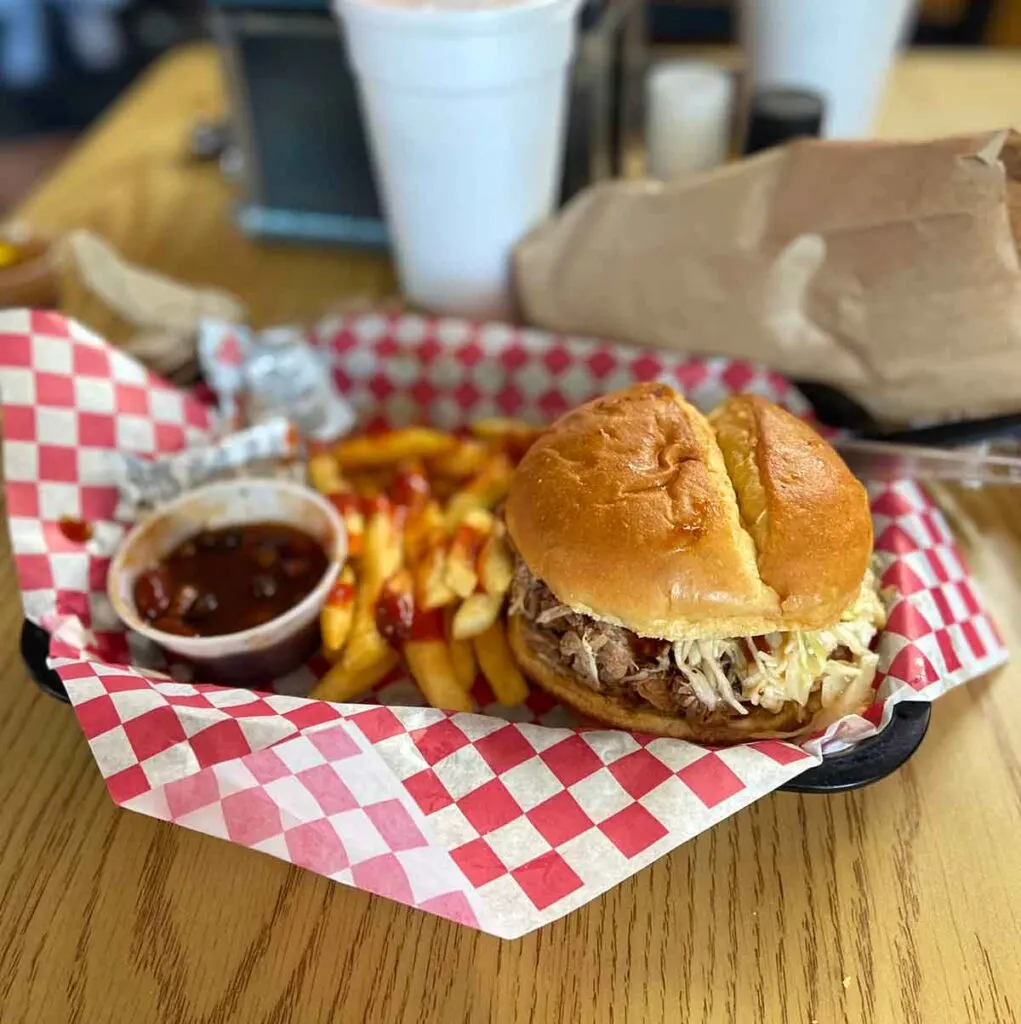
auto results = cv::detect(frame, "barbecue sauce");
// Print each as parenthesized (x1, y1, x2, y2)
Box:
(133, 523, 328, 637)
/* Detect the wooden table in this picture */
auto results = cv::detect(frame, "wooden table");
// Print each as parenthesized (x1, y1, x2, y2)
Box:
(4, 43, 1021, 1024)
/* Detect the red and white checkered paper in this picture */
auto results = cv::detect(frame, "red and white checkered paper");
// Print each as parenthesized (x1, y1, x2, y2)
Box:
(0, 309, 1007, 939)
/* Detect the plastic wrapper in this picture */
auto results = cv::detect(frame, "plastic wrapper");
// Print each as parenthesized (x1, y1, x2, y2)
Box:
(117, 417, 303, 513)
(198, 320, 355, 440)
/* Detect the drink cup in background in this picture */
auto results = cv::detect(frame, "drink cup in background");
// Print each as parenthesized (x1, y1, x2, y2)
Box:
(740, 0, 919, 139)
(334, 0, 581, 321)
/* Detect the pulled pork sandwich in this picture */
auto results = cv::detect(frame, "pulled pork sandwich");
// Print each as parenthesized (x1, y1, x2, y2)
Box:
(504, 383, 886, 743)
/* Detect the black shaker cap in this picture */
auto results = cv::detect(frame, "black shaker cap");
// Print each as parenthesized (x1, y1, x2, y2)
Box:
(744, 87, 825, 154)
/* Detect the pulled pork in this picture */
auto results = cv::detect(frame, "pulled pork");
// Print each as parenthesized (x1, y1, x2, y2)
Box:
(509, 558, 885, 720)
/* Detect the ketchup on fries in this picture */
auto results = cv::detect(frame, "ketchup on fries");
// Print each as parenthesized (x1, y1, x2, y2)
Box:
(308, 420, 543, 710)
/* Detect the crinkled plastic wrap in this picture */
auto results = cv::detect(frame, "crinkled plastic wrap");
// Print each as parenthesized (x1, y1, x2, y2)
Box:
(198, 321, 355, 440)
(116, 418, 304, 513)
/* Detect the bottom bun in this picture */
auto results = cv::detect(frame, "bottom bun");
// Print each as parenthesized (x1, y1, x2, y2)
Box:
(508, 614, 877, 745)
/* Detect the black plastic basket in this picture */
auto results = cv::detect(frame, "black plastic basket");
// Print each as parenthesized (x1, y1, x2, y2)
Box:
(20, 619, 929, 793)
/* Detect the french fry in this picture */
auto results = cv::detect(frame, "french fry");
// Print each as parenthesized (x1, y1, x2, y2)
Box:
(404, 638, 473, 712)
(444, 508, 495, 598)
(328, 492, 365, 560)
(428, 439, 490, 479)
(334, 428, 456, 470)
(469, 418, 545, 461)
(405, 496, 456, 612)
(375, 567, 415, 645)
(445, 605, 477, 690)
(443, 491, 481, 532)
(469, 417, 543, 442)
(306, 419, 535, 710)
(467, 453, 514, 504)
(340, 502, 403, 673)
(404, 499, 444, 567)
(452, 592, 503, 640)
(362, 500, 404, 584)
(473, 620, 529, 707)
(310, 646, 400, 702)
(308, 452, 345, 495)
(343, 623, 397, 677)
(415, 545, 456, 610)
(374, 571, 469, 710)
(321, 565, 356, 658)
(390, 461, 430, 513)
(307, 453, 367, 558)
(444, 454, 515, 529)
(478, 527, 514, 597)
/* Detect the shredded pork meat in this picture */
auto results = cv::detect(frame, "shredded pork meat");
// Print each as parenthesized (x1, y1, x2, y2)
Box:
(510, 558, 886, 719)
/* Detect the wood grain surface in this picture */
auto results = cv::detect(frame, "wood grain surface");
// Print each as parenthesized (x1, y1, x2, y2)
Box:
(2, 43, 1021, 1024)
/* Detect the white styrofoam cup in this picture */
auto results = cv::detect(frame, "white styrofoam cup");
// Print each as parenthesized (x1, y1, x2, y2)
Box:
(335, 0, 581, 320)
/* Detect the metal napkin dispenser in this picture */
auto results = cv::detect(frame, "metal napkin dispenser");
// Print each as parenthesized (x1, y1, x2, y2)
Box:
(209, 0, 642, 247)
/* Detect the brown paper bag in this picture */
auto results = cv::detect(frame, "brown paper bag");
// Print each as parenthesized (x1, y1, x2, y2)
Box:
(515, 130, 1021, 424)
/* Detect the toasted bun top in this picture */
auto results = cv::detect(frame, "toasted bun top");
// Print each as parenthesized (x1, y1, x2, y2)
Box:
(504, 384, 872, 639)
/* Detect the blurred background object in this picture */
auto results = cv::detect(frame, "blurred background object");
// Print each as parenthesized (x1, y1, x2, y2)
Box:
(649, 0, 1015, 45)
(0, 0, 203, 212)
(0, 225, 59, 308)
(209, 0, 644, 249)
(741, 85, 823, 153)
(740, 0, 918, 137)
(3, 0, 1021, 222)
(645, 60, 735, 177)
